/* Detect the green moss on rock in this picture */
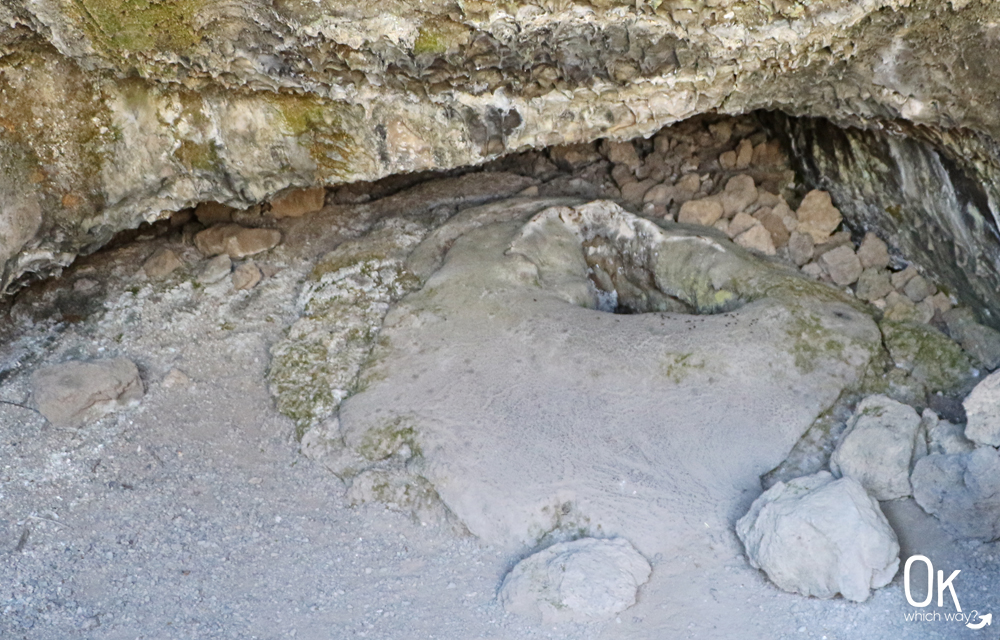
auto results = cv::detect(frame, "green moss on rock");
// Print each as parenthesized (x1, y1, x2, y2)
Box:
(880, 320, 976, 394)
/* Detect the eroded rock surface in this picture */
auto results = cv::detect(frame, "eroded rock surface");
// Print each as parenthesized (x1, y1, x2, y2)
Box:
(5, 1, 1000, 302)
(498, 537, 651, 624)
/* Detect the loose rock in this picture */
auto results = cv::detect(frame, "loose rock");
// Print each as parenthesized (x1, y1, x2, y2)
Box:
(602, 140, 641, 169)
(269, 186, 326, 219)
(734, 138, 753, 170)
(727, 212, 758, 238)
(787, 232, 814, 266)
(890, 265, 918, 290)
(830, 395, 922, 500)
(857, 233, 891, 270)
(880, 320, 975, 394)
(142, 248, 183, 279)
(498, 538, 651, 623)
(642, 183, 674, 206)
(162, 368, 191, 388)
(735, 224, 776, 255)
(233, 260, 262, 290)
(923, 409, 975, 455)
(818, 245, 863, 286)
(720, 174, 758, 218)
(678, 198, 724, 227)
(736, 472, 899, 602)
(796, 191, 842, 243)
(194, 224, 281, 258)
(550, 144, 602, 170)
(621, 179, 657, 208)
(754, 209, 791, 248)
(194, 201, 235, 225)
(32, 358, 144, 427)
(903, 275, 935, 302)
(855, 269, 893, 302)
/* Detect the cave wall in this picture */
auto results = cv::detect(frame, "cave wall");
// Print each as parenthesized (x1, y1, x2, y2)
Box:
(773, 114, 1000, 327)
(3, 0, 1000, 292)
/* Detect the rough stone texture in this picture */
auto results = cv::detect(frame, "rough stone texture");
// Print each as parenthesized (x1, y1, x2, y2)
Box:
(142, 247, 183, 279)
(198, 254, 232, 284)
(719, 174, 757, 218)
(194, 224, 282, 258)
(232, 260, 262, 290)
(963, 369, 1000, 447)
(796, 191, 842, 243)
(5, 1, 1000, 298)
(880, 320, 976, 395)
(830, 395, 922, 500)
(735, 472, 899, 603)
(817, 245, 862, 286)
(194, 202, 235, 226)
(498, 538, 651, 624)
(31, 357, 144, 427)
(912, 447, 1000, 541)
(856, 233, 891, 270)
(734, 224, 776, 256)
(855, 269, 893, 302)
(787, 232, 814, 267)
(677, 198, 723, 227)
(269, 186, 327, 219)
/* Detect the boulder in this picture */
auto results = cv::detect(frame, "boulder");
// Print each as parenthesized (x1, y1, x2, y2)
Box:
(830, 395, 922, 500)
(963, 369, 1000, 446)
(31, 358, 144, 427)
(734, 224, 776, 256)
(880, 320, 976, 395)
(912, 447, 1000, 541)
(498, 538, 651, 624)
(855, 269, 894, 302)
(736, 472, 899, 602)
(719, 174, 758, 218)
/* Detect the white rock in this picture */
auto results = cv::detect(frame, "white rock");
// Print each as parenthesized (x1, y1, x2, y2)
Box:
(736, 472, 899, 602)
(32, 358, 144, 427)
(499, 538, 651, 623)
(912, 447, 1000, 540)
(830, 395, 922, 500)
(963, 369, 1000, 446)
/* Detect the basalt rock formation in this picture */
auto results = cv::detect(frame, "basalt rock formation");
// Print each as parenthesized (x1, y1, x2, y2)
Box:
(3, 0, 1000, 317)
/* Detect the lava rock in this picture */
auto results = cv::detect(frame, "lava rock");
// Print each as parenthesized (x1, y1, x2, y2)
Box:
(736, 472, 899, 602)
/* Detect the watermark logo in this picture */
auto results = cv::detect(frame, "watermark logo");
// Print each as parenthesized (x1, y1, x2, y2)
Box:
(902, 555, 991, 630)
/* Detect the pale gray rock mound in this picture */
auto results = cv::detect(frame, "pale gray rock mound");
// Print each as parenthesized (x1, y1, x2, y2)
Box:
(830, 395, 922, 500)
(963, 369, 1000, 447)
(944, 308, 1000, 372)
(912, 447, 1000, 541)
(736, 472, 899, 603)
(330, 198, 882, 555)
(498, 538, 651, 624)
(31, 358, 144, 427)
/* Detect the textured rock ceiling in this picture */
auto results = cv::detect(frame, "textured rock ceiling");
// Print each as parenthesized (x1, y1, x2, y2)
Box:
(2, 0, 1000, 293)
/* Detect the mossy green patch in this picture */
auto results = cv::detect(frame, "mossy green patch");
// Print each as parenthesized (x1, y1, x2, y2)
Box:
(265, 92, 358, 179)
(357, 417, 421, 462)
(880, 320, 975, 394)
(72, 0, 204, 59)
(786, 309, 848, 374)
(413, 18, 470, 56)
(174, 138, 218, 171)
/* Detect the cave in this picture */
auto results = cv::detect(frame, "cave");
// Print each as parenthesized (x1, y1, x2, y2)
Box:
(3, 1, 1000, 638)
